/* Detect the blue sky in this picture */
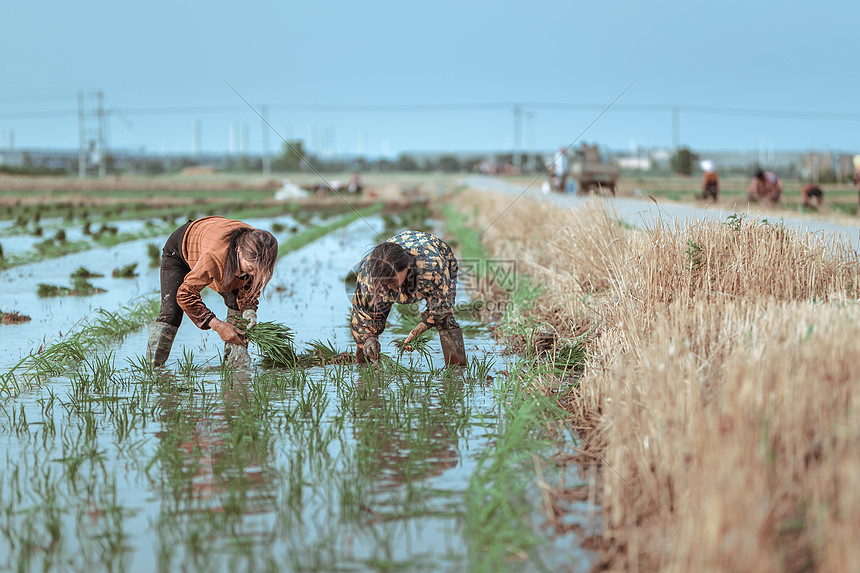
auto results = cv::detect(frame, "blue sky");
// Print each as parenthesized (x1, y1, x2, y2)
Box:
(2, 0, 859, 158)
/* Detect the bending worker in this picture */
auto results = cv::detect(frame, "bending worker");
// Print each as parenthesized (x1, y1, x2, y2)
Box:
(146, 216, 278, 366)
(350, 230, 468, 366)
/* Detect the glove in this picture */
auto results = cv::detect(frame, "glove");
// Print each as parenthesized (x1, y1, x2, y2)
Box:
(242, 309, 257, 330)
(362, 337, 380, 361)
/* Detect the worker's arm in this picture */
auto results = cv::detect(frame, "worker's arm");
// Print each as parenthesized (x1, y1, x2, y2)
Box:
(350, 281, 393, 346)
(176, 256, 220, 329)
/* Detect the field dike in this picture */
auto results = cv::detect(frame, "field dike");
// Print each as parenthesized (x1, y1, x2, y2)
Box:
(450, 187, 860, 572)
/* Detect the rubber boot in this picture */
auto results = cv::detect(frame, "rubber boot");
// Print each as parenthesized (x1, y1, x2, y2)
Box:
(146, 322, 178, 367)
(224, 308, 251, 367)
(439, 327, 468, 367)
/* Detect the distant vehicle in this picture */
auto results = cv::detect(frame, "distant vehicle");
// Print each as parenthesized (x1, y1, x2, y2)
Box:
(569, 144, 619, 195)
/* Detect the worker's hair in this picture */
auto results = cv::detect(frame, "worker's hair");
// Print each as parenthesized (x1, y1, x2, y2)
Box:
(224, 227, 278, 298)
(367, 242, 411, 300)
(754, 169, 765, 180)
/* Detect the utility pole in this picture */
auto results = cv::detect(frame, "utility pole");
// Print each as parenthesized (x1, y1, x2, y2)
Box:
(78, 91, 86, 178)
(525, 111, 535, 173)
(513, 104, 522, 171)
(77, 90, 107, 178)
(97, 91, 106, 178)
(261, 104, 271, 176)
(672, 105, 680, 150)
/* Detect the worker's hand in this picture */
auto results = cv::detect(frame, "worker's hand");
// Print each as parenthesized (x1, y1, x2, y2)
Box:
(242, 309, 258, 330)
(404, 323, 430, 348)
(362, 337, 381, 361)
(210, 317, 246, 346)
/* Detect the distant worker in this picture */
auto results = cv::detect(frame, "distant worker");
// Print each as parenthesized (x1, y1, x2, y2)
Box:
(146, 216, 278, 367)
(700, 160, 719, 201)
(550, 147, 569, 192)
(747, 169, 783, 204)
(349, 230, 467, 367)
(347, 171, 363, 194)
(801, 183, 824, 209)
(853, 155, 860, 208)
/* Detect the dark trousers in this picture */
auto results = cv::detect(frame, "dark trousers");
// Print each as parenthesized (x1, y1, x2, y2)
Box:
(156, 221, 239, 327)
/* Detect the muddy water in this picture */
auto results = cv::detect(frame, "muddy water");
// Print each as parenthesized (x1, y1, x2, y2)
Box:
(0, 215, 597, 572)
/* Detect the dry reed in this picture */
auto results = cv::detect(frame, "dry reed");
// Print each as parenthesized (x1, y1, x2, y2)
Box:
(451, 188, 860, 572)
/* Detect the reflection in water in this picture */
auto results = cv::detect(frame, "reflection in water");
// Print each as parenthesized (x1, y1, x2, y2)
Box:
(151, 366, 280, 567)
(351, 375, 466, 509)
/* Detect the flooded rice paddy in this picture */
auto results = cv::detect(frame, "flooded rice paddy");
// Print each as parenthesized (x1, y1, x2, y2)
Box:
(0, 211, 597, 572)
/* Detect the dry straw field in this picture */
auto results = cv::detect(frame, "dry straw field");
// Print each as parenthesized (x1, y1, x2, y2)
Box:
(454, 188, 860, 572)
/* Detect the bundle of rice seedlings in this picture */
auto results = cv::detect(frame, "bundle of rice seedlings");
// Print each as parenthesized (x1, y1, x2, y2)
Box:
(391, 332, 434, 363)
(112, 263, 139, 278)
(70, 266, 104, 279)
(304, 339, 353, 365)
(242, 320, 299, 368)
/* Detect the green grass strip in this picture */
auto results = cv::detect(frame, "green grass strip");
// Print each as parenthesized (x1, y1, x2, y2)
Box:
(441, 203, 489, 263)
(0, 297, 158, 399)
(0, 224, 174, 271)
(277, 203, 384, 258)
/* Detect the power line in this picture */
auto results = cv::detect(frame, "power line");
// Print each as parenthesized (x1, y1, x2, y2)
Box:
(3, 102, 860, 121)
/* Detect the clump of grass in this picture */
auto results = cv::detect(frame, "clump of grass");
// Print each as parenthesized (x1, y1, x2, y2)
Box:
(147, 243, 162, 267)
(71, 277, 106, 295)
(33, 237, 54, 254)
(242, 320, 299, 367)
(112, 263, 139, 278)
(37, 283, 72, 297)
(70, 266, 104, 279)
(37, 278, 106, 298)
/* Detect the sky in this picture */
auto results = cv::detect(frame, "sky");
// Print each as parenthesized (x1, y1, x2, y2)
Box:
(2, 0, 860, 159)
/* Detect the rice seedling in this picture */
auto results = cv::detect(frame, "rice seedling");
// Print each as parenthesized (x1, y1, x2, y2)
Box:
(70, 266, 104, 279)
(465, 353, 495, 383)
(71, 276, 107, 295)
(36, 282, 72, 298)
(111, 262, 139, 278)
(147, 242, 162, 267)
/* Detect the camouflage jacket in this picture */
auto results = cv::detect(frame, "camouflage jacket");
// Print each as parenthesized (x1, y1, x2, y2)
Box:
(350, 230, 459, 344)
